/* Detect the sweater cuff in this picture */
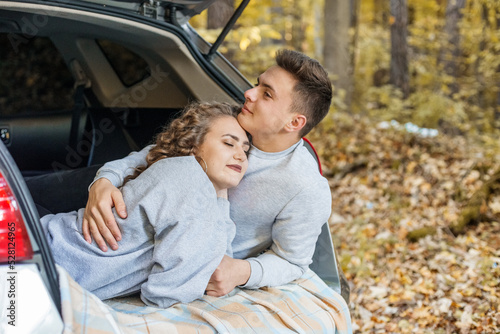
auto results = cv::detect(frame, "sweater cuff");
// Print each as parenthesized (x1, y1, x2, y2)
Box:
(240, 258, 263, 289)
(88, 171, 122, 192)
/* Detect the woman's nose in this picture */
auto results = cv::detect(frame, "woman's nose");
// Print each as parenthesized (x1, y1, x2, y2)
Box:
(235, 148, 247, 161)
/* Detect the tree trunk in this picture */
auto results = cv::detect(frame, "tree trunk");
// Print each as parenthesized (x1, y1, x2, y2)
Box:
(323, 0, 354, 111)
(290, 0, 306, 52)
(207, 0, 234, 29)
(271, 0, 285, 46)
(438, 0, 466, 95)
(390, 0, 409, 99)
(350, 0, 360, 87)
(496, 9, 500, 120)
(373, 0, 389, 25)
(497, 77, 500, 121)
(313, 1, 323, 58)
(474, 4, 489, 112)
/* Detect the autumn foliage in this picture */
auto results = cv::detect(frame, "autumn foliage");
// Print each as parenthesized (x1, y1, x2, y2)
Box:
(309, 112, 500, 332)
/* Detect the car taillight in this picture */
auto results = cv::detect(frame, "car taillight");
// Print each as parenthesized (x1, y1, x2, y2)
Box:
(0, 171, 33, 263)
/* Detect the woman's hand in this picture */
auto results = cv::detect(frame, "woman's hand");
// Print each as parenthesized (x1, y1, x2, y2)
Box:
(82, 178, 127, 251)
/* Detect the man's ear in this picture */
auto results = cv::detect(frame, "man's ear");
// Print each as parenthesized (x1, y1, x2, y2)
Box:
(285, 114, 307, 133)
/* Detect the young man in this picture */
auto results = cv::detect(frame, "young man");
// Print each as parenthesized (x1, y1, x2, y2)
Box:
(83, 49, 333, 296)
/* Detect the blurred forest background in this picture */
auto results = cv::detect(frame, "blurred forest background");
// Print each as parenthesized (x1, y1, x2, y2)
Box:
(192, 0, 500, 140)
(191, 0, 500, 332)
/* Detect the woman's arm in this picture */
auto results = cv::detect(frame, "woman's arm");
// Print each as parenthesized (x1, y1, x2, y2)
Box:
(141, 216, 229, 308)
(139, 158, 234, 307)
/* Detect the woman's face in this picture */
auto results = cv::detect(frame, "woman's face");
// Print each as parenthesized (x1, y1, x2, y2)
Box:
(196, 116, 250, 192)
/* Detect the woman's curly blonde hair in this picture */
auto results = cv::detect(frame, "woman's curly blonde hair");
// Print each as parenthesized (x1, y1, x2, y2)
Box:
(123, 102, 242, 185)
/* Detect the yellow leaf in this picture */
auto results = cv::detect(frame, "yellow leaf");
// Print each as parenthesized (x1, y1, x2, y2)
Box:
(239, 38, 251, 51)
(411, 306, 431, 319)
(401, 274, 413, 285)
(266, 30, 282, 40)
(388, 294, 400, 303)
(420, 182, 432, 193)
(401, 289, 415, 300)
(249, 27, 262, 43)
(406, 161, 417, 173)
(398, 227, 408, 240)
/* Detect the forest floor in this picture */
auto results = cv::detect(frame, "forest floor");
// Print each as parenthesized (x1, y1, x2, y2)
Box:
(308, 112, 500, 333)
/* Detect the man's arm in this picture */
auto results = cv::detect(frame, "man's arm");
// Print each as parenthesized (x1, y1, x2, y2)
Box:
(243, 181, 332, 288)
(82, 145, 151, 251)
(206, 180, 332, 293)
(82, 178, 126, 251)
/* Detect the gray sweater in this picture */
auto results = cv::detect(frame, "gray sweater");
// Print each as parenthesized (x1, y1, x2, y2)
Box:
(41, 156, 235, 308)
(94, 140, 332, 289)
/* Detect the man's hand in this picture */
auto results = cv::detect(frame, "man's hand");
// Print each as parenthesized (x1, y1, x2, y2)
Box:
(82, 178, 127, 252)
(205, 256, 251, 297)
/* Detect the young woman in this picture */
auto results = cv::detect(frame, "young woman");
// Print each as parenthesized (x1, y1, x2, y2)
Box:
(40, 102, 250, 308)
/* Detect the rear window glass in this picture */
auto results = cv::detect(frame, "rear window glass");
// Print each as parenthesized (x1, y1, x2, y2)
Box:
(97, 39, 150, 87)
(0, 34, 74, 116)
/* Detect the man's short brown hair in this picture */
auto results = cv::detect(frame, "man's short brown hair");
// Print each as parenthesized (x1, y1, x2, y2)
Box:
(275, 49, 332, 137)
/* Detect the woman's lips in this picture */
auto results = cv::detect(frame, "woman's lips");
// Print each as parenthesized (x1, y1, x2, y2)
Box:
(227, 164, 242, 173)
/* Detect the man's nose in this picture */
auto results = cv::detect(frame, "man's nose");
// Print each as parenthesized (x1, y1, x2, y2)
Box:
(244, 87, 257, 102)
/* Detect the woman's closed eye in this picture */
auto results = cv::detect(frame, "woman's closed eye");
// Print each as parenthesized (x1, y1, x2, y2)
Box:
(225, 142, 248, 156)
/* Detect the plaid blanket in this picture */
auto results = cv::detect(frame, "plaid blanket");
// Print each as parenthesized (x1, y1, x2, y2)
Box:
(58, 265, 352, 333)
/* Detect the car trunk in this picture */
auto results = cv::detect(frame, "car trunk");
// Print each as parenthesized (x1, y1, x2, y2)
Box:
(0, 0, 250, 176)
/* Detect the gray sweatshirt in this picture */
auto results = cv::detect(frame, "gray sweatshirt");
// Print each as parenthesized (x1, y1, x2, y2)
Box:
(41, 156, 235, 308)
(93, 139, 332, 289)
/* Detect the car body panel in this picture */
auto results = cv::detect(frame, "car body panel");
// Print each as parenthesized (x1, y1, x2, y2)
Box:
(0, 264, 64, 333)
(77, 0, 219, 22)
(0, 142, 61, 301)
(0, 140, 63, 331)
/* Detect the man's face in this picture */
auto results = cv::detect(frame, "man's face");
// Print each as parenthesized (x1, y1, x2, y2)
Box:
(238, 65, 297, 146)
